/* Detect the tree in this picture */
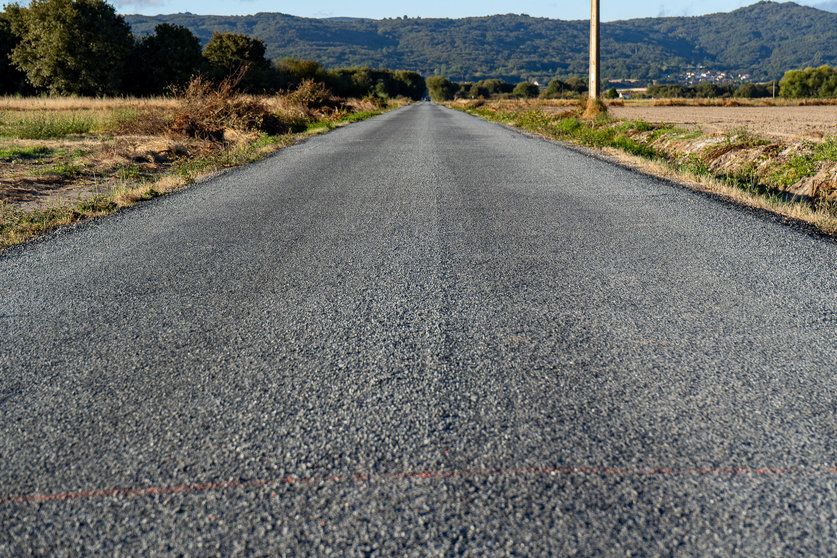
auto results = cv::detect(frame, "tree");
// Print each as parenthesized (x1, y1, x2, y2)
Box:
(647, 84, 689, 98)
(426, 75, 457, 102)
(9, 0, 133, 95)
(0, 7, 29, 94)
(734, 82, 770, 98)
(540, 78, 567, 98)
(564, 76, 588, 93)
(780, 66, 837, 98)
(126, 23, 202, 95)
(276, 57, 323, 89)
(204, 32, 267, 74)
(513, 82, 539, 98)
(468, 82, 488, 98)
(392, 70, 426, 100)
(605, 86, 619, 99)
(477, 79, 514, 96)
(203, 32, 275, 92)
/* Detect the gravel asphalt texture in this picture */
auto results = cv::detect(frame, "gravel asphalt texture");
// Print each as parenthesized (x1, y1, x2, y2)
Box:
(2, 102, 837, 555)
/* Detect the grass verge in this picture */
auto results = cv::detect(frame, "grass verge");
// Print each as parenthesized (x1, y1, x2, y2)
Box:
(1, 99, 397, 249)
(455, 100, 837, 237)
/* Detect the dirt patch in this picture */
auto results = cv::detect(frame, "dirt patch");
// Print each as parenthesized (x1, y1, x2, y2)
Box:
(609, 105, 837, 141)
(0, 135, 202, 210)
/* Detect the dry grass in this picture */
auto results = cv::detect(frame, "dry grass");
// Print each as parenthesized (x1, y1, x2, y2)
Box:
(1, 81, 400, 248)
(0, 96, 177, 111)
(582, 97, 608, 119)
(458, 98, 837, 237)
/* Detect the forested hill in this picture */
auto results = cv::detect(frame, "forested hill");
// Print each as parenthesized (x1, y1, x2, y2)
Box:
(125, 1, 837, 82)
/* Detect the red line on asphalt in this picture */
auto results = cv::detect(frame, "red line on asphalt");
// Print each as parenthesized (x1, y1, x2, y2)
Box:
(2, 465, 833, 505)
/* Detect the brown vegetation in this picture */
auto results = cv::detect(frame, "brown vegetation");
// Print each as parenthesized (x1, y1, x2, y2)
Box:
(169, 73, 287, 140)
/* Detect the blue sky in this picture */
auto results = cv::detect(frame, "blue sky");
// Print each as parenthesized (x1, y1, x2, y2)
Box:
(109, 0, 830, 21)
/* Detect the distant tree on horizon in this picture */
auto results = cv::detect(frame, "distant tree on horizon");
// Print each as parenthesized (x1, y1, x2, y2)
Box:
(514, 82, 540, 98)
(426, 75, 457, 102)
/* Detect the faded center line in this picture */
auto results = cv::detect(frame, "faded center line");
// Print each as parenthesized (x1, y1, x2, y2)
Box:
(3, 465, 836, 505)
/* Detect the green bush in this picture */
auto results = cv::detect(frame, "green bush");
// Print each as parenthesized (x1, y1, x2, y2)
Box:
(426, 75, 457, 102)
(513, 82, 539, 98)
(557, 117, 581, 134)
(540, 77, 587, 99)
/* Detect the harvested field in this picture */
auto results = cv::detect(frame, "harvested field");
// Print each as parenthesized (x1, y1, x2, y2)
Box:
(608, 105, 837, 141)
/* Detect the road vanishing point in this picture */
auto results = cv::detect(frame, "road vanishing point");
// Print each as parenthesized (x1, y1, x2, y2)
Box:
(2, 102, 837, 554)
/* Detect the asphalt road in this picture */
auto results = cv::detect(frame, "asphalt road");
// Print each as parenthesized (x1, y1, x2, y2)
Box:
(2, 102, 837, 555)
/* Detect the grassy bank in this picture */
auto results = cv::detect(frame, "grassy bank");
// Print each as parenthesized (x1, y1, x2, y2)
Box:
(0, 82, 403, 249)
(454, 99, 837, 236)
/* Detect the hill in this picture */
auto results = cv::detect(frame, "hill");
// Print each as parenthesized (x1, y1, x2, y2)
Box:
(125, 2, 837, 82)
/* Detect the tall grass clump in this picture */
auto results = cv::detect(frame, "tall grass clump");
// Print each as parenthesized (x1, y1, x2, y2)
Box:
(2, 111, 98, 139)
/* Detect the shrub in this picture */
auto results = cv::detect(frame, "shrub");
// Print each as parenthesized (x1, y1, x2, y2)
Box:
(170, 72, 286, 141)
(285, 78, 331, 108)
(513, 82, 539, 98)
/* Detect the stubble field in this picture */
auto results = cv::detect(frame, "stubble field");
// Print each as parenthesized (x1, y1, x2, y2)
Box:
(608, 104, 837, 141)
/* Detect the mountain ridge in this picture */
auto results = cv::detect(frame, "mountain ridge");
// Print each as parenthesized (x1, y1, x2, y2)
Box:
(125, 2, 837, 82)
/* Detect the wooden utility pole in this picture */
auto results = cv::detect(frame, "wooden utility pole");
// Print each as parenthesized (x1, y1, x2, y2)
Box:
(589, 0, 600, 99)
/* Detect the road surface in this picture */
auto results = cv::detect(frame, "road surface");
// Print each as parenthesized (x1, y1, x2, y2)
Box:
(2, 102, 837, 554)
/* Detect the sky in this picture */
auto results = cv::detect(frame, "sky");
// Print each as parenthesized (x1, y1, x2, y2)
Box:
(108, 0, 831, 21)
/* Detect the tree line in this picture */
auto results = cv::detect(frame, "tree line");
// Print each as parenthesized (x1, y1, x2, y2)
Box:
(428, 66, 837, 101)
(647, 65, 837, 99)
(646, 82, 779, 99)
(0, 0, 426, 99)
(426, 76, 588, 102)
